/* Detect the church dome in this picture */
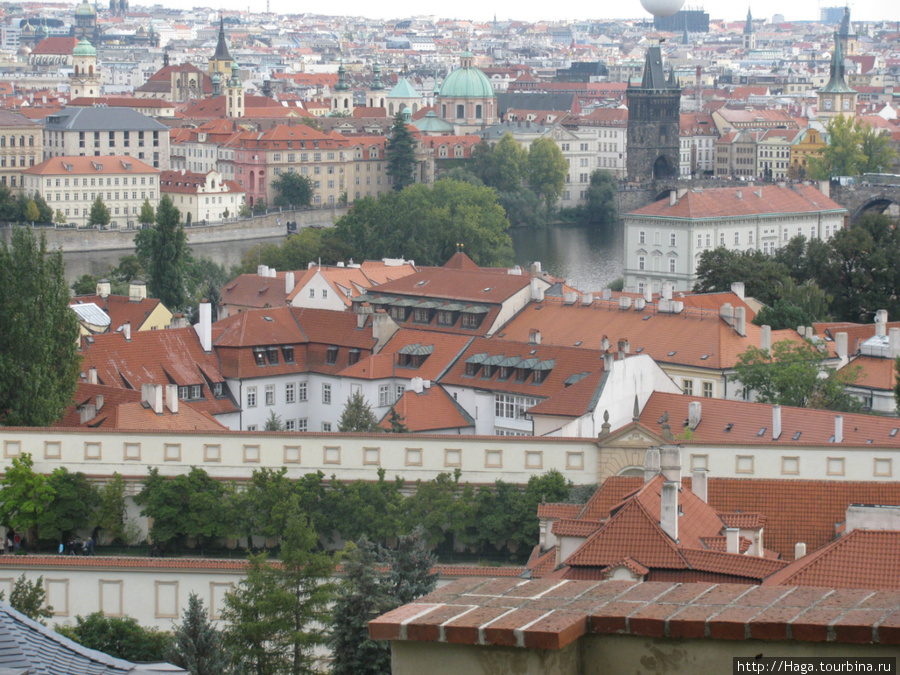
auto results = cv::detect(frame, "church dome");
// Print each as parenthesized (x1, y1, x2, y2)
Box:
(439, 51, 494, 99)
(76, 0, 97, 16)
(73, 39, 97, 57)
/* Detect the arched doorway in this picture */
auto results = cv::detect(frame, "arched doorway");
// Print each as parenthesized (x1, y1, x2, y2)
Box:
(653, 156, 672, 180)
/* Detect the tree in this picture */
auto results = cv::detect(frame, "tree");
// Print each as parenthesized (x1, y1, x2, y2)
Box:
(583, 170, 618, 231)
(165, 592, 231, 675)
(731, 339, 862, 411)
(526, 137, 568, 213)
(0, 454, 55, 545)
(752, 279, 832, 330)
(338, 391, 380, 432)
(88, 195, 111, 227)
(96, 473, 130, 544)
(72, 273, 100, 296)
(858, 124, 897, 174)
(54, 209, 67, 225)
(264, 410, 285, 431)
(692, 247, 791, 306)
(135, 195, 191, 310)
(222, 508, 336, 675)
(2, 575, 53, 623)
(139, 198, 155, 227)
(0, 228, 81, 426)
(184, 257, 228, 322)
(386, 406, 409, 433)
(496, 187, 543, 228)
(386, 111, 417, 192)
(402, 470, 475, 550)
(808, 115, 896, 178)
(272, 173, 314, 208)
(38, 467, 98, 542)
(384, 527, 439, 605)
(24, 199, 40, 223)
(477, 133, 527, 193)
(56, 613, 171, 662)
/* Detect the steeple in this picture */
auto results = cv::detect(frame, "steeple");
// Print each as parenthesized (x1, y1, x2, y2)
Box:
(335, 58, 349, 91)
(682, 16, 689, 45)
(817, 31, 857, 118)
(371, 60, 384, 90)
(742, 7, 757, 49)
(744, 7, 753, 35)
(640, 46, 677, 90)
(211, 71, 221, 97)
(822, 31, 851, 93)
(213, 17, 232, 61)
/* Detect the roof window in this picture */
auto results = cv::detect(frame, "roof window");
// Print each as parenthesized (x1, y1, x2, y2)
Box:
(282, 346, 295, 364)
(253, 348, 266, 366)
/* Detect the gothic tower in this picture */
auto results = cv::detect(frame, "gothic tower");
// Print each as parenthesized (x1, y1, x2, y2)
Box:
(626, 46, 681, 181)
(742, 7, 756, 50)
(817, 31, 857, 119)
(208, 17, 233, 78)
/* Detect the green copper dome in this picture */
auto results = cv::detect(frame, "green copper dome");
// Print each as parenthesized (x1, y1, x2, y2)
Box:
(75, 0, 96, 16)
(439, 53, 494, 99)
(73, 39, 97, 56)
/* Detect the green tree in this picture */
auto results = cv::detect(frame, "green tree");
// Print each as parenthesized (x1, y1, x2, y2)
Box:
(482, 133, 527, 193)
(0, 454, 55, 545)
(806, 115, 893, 179)
(253, 199, 268, 215)
(858, 124, 897, 174)
(38, 467, 98, 542)
(165, 592, 231, 675)
(526, 137, 568, 214)
(264, 410, 285, 431)
(24, 199, 40, 223)
(135, 195, 191, 310)
(272, 172, 314, 208)
(88, 195, 111, 227)
(234, 468, 301, 544)
(386, 406, 409, 433)
(338, 391, 380, 432)
(692, 247, 791, 306)
(752, 278, 832, 330)
(31, 193, 52, 223)
(583, 170, 618, 231)
(139, 198, 155, 227)
(496, 187, 543, 228)
(56, 613, 171, 662)
(384, 527, 439, 605)
(386, 111, 417, 192)
(402, 470, 475, 550)
(222, 508, 337, 675)
(72, 273, 100, 296)
(0, 228, 81, 426)
(731, 339, 862, 411)
(54, 209, 67, 225)
(327, 470, 404, 545)
(96, 473, 129, 544)
(185, 257, 228, 322)
(1, 574, 53, 623)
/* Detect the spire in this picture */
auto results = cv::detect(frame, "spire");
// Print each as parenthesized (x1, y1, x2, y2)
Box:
(639, 46, 676, 90)
(744, 7, 753, 35)
(682, 15, 689, 45)
(212, 15, 232, 61)
(335, 58, 349, 91)
(229, 60, 241, 88)
(633, 395, 640, 423)
(839, 5, 853, 37)
(820, 31, 854, 93)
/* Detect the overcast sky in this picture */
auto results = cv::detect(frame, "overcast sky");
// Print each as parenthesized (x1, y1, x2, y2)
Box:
(220, 0, 896, 24)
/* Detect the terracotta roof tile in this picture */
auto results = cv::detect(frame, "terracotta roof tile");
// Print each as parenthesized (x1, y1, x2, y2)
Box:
(71, 294, 165, 331)
(537, 504, 583, 520)
(341, 329, 472, 382)
(378, 384, 474, 432)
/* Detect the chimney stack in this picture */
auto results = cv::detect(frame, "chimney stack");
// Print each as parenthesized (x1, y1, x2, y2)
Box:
(659, 445, 682, 485)
(644, 446, 660, 483)
(411, 377, 423, 394)
(875, 309, 888, 337)
(661, 281, 673, 301)
(669, 190, 677, 206)
(95, 395, 103, 411)
(660, 481, 679, 542)
(531, 278, 545, 302)
(257, 264, 269, 277)
(726, 527, 740, 554)
(129, 280, 147, 302)
(692, 468, 707, 503)
(529, 329, 541, 345)
(834, 415, 843, 443)
(890, 327, 900, 359)
(142, 383, 163, 414)
(688, 401, 701, 429)
(734, 306, 746, 335)
(773, 405, 782, 440)
(123, 322, 131, 341)
(794, 542, 807, 559)
(602, 352, 614, 371)
(96, 279, 111, 299)
(731, 281, 745, 299)
(194, 302, 212, 352)
(835, 331, 848, 359)
(88, 367, 98, 385)
(720, 303, 734, 325)
(643, 285, 652, 303)
(165, 384, 179, 414)
(79, 404, 97, 424)
(761, 325, 771, 352)
(285, 271, 295, 295)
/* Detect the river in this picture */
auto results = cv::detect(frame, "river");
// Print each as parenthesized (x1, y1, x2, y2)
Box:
(510, 224, 623, 293)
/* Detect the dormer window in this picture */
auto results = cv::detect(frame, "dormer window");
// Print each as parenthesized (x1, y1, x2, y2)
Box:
(326, 346, 338, 365)
(267, 347, 279, 365)
(437, 310, 455, 326)
(191, 384, 202, 399)
(390, 306, 408, 321)
(253, 348, 266, 366)
(349, 348, 360, 365)
(178, 385, 189, 400)
(413, 308, 430, 324)
(213, 382, 224, 397)
(282, 346, 295, 364)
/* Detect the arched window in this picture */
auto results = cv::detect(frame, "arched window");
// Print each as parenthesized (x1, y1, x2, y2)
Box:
(9, 137, 14, 147)
(475, 104, 482, 118)
(456, 104, 464, 118)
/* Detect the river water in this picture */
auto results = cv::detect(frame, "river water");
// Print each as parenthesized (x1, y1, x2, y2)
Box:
(510, 224, 623, 293)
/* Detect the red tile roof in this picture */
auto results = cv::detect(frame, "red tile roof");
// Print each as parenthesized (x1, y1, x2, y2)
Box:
(220, 271, 302, 311)
(372, 264, 533, 305)
(33, 37, 78, 55)
(627, 184, 845, 219)
(71, 294, 165, 332)
(378, 384, 474, 432)
(341, 329, 472, 382)
(23, 155, 158, 177)
(537, 503, 583, 520)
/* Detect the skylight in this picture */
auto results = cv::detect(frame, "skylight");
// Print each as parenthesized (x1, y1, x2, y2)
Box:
(757, 427, 766, 436)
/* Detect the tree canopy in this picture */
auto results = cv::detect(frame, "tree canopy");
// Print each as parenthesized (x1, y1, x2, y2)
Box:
(134, 194, 191, 311)
(582, 169, 618, 231)
(88, 196, 111, 227)
(809, 115, 897, 178)
(164, 592, 231, 675)
(56, 613, 171, 662)
(0, 227, 81, 426)
(526, 137, 568, 213)
(338, 391, 381, 432)
(272, 172, 314, 208)
(386, 111, 417, 192)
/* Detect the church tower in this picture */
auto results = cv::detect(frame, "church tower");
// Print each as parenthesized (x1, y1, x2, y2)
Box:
(208, 17, 233, 78)
(70, 39, 101, 99)
(332, 59, 353, 114)
(626, 45, 681, 181)
(817, 31, 857, 119)
(225, 62, 244, 118)
(367, 60, 385, 109)
(742, 7, 756, 50)
(838, 6, 859, 56)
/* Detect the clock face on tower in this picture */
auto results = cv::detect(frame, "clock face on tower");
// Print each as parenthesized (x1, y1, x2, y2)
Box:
(842, 98, 850, 110)
(824, 99, 833, 110)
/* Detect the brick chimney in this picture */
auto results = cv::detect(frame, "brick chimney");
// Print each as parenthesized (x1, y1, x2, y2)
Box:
(773, 405, 782, 440)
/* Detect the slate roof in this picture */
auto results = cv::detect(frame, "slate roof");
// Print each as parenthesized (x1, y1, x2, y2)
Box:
(0, 599, 186, 674)
(42, 107, 169, 132)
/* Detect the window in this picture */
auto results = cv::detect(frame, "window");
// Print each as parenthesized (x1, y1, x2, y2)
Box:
(282, 346, 295, 363)
(298, 418, 308, 432)
(736, 455, 754, 474)
(702, 381, 713, 398)
(179, 385, 189, 400)
(266, 347, 279, 365)
(326, 346, 338, 365)
(396, 385, 405, 401)
(253, 348, 266, 366)
(494, 394, 539, 419)
(322, 383, 331, 404)
(309, 288, 315, 298)
(683, 379, 693, 396)
(461, 313, 480, 330)
(734, 231, 740, 245)
(670, 233, 676, 246)
(298, 382, 307, 401)
(638, 256, 645, 271)
(265, 385, 275, 406)
(247, 387, 257, 407)
(213, 382, 223, 397)
(781, 457, 800, 475)
(190, 385, 202, 399)
(639, 230, 645, 244)
(286, 383, 295, 404)
(669, 258, 676, 273)
(323, 422, 332, 432)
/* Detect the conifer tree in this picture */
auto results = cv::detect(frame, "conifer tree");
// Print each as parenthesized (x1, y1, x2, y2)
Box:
(88, 195, 110, 227)
(165, 593, 231, 675)
(386, 111, 417, 192)
(135, 195, 191, 310)
(338, 390, 380, 432)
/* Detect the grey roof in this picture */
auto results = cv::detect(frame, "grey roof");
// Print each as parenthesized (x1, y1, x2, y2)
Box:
(477, 120, 552, 141)
(0, 111, 41, 128)
(496, 92, 577, 116)
(637, 46, 678, 91)
(43, 107, 169, 132)
(71, 302, 111, 328)
(0, 600, 187, 674)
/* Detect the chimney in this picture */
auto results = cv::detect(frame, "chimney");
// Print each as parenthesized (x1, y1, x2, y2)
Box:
(731, 281, 745, 299)
(602, 352, 614, 371)
(165, 384, 179, 414)
(357, 313, 368, 329)
(761, 324, 771, 352)
(285, 271, 295, 295)
(170, 313, 189, 329)
(129, 280, 147, 302)
(531, 278, 545, 302)
(661, 281, 673, 300)
(644, 447, 660, 483)
(726, 527, 740, 554)
(660, 481, 679, 542)
(734, 306, 746, 336)
(582, 293, 593, 306)
(96, 279, 111, 298)
(659, 445, 682, 485)
(688, 401, 701, 429)
(88, 367, 98, 385)
(835, 331, 848, 359)
(79, 404, 97, 424)
(643, 285, 652, 303)
(142, 383, 163, 414)
(692, 468, 707, 503)
(818, 180, 830, 198)
(602, 288, 612, 300)
(123, 322, 131, 341)
(411, 377, 423, 393)
(564, 291, 578, 305)
(269, 267, 277, 278)
(372, 311, 399, 348)
(529, 329, 541, 345)
(669, 190, 677, 206)
(875, 309, 888, 336)
(720, 303, 734, 325)
(736, 190, 742, 201)
(794, 542, 807, 559)
(772, 404, 782, 440)
(834, 415, 843, 443)
(890, 327, 900, 359)
(257, 264, 269, 277)
(601, 336, 610, 351)
(195, 303, 212, 352)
